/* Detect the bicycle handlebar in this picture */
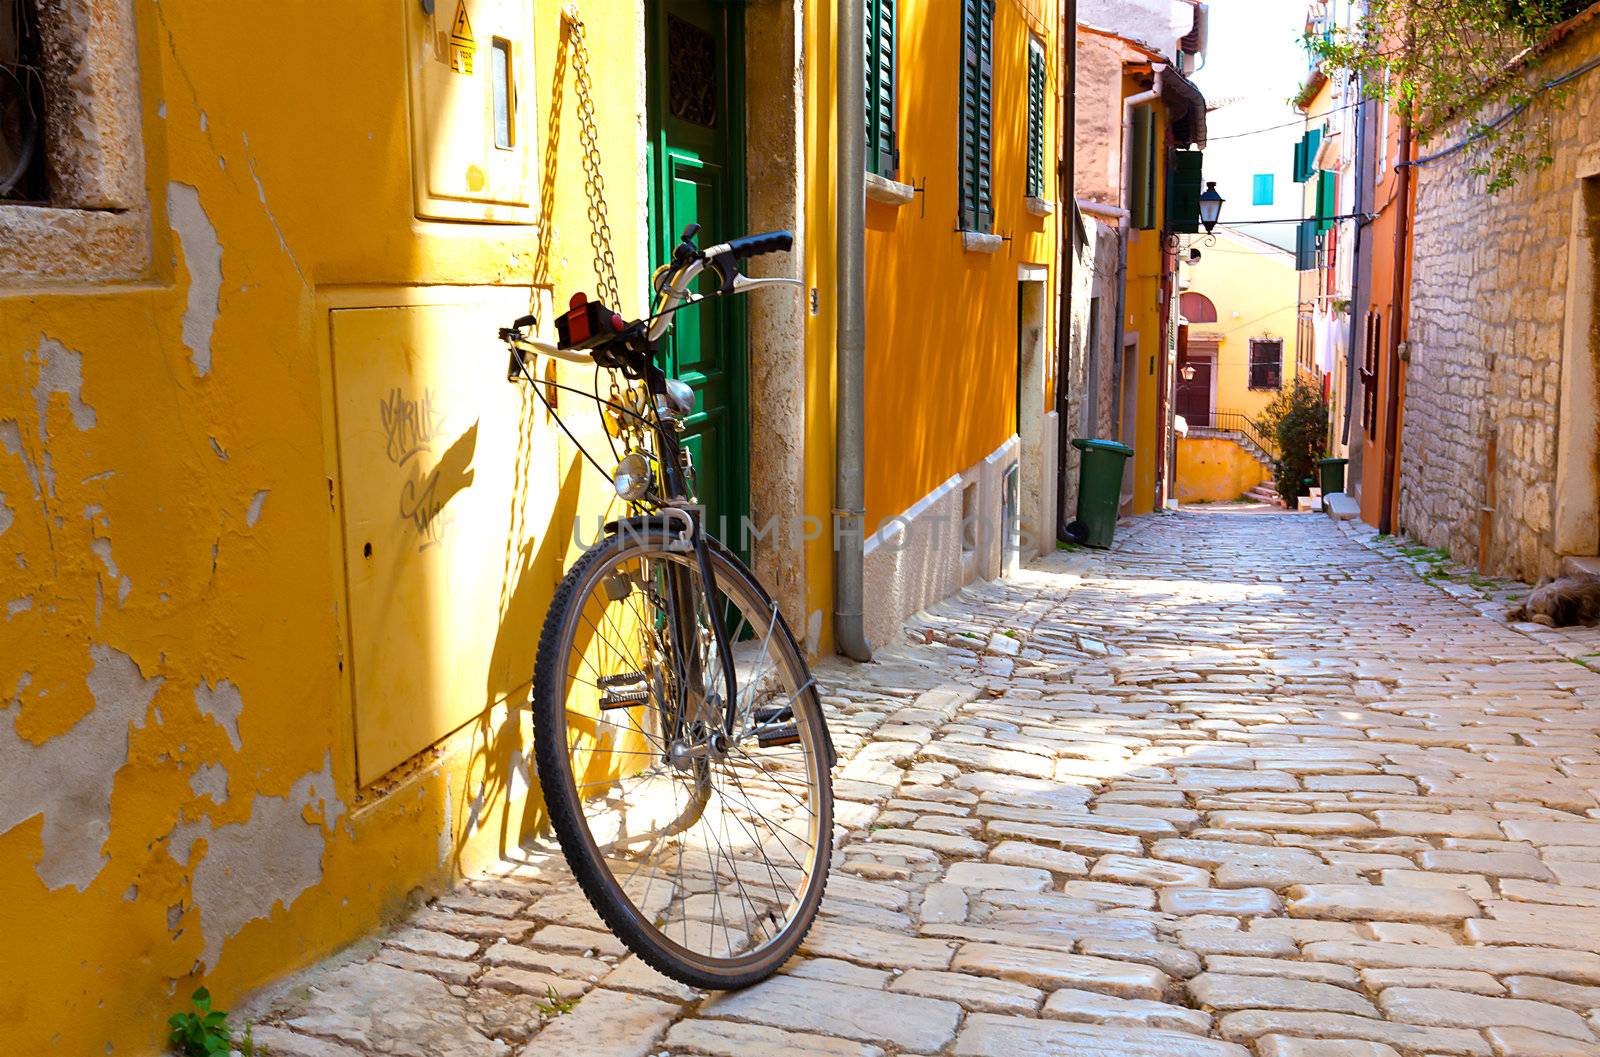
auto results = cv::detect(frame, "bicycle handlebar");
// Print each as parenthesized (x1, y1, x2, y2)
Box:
(718, 230, 793, 259)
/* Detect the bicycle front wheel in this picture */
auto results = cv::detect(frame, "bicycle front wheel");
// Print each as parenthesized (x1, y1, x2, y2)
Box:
(532, 526, 833, 989)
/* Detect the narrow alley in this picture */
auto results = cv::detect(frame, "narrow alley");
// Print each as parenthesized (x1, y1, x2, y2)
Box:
(248, 509, 1600, 1057)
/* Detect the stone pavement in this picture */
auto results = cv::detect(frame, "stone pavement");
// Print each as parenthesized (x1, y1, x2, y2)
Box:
(249, 507, 1600, 1057)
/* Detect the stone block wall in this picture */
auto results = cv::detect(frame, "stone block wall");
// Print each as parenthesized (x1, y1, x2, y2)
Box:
(1402, 17, 1600, 580)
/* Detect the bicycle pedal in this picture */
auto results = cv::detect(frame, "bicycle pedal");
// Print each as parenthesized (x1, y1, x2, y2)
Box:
(600, 688, 651, 709)
(755, 723, 800, 748)
(753, 705, 793, 725)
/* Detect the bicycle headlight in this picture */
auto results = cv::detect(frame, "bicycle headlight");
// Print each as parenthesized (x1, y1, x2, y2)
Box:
(613, 452, 652, 501)
(664, 378, 695, 415)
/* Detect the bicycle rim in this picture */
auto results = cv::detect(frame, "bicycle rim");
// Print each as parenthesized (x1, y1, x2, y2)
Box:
(532, 531, 832, 988)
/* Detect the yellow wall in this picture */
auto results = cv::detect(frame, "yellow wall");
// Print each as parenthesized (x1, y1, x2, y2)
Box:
(1122, 90, 1171, 515)
(1175, 436, 1271, 503)
(804, 0, 840, 657)
(858, 0, 1059, 532)
(1, 3, 644, 1053)
(1183, 226, 1298, 423)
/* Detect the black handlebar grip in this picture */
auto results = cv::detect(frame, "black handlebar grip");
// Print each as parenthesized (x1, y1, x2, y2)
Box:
(726, 230, 794, 258)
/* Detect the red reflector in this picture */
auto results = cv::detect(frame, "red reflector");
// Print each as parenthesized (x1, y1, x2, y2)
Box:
(569, 292, 588, 309)
(610, 313, 625, 332)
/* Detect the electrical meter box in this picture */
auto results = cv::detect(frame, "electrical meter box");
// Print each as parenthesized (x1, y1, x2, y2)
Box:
(406, 0, 536, 223)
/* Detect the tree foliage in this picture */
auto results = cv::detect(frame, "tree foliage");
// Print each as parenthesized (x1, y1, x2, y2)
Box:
(1307, 0, 1587, 191)
(1255, 380, 1328, 503)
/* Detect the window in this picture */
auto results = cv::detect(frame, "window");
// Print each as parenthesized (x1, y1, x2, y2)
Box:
(1165, 148, 1203, 233)
(1315, 169, 1337, 232)
(1179, 291, 1217, 323)
(1249, 338, 1284, 390)
(1361, 310, 1382, 439)
(1294, 219, 1317, 271)
(866, 0, 897, 177)
(0, 0, 149, 283)
(1251, 173, 1274, 206)
(958, 0, 995, 232)
(1025, 36, 1045, 198)
(1, 0, 48, 203)
(1129, 103, 1158, 230)
(1292, 127, 1322, 183)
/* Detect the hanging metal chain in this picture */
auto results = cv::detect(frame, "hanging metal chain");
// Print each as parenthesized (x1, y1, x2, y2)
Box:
(565, 7, 621, 312)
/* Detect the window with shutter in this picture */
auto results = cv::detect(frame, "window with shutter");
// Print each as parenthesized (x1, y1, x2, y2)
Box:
(1165, 148, 1203, 234)
(1129, 103, 1153, 229)
(866, 0, 897, 178)
(1294, 220, 1317, 271)
(1252, 173, 1274, 206)
(959, 0, 995, 232)
(1026, 36, 1046, 198)
(1315, 169, 1336, 232)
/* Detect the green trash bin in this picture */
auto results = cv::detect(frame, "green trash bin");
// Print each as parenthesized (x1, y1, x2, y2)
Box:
(1318, 457, 1348, 496)
(1068, 438, 1135, 549)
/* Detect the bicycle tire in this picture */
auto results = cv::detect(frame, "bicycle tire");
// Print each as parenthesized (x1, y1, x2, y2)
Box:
(532, 527, 833, 990)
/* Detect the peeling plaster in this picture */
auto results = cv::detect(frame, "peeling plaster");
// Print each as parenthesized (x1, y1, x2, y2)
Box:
(7, 596, 32, 619)
(1, 420, 42, 500)
(188, 762, 228, 804)
(209, 437, 228, 460)
(90, 539, 133, 606)
(173, 753, 344, 970)
(166, 182, 223, 377)
(0, 492, 11, 535)
(27, 338, 99, 500)
(245, 489, 269, 528)
(0, 645, 162, 891)
(33, 338, 98, 435)
(193, 678, 243, 752)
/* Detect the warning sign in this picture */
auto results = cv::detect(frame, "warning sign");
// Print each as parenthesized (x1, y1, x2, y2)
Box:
(448, 1, 476, 74)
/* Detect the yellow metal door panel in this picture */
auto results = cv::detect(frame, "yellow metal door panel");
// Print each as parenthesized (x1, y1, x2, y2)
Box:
(332, 293, 557, 784)
(406, 0, 536, 223)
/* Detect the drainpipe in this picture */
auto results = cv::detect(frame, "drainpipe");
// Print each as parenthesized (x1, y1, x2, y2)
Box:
(1054, 0, 1078, 540)
(835, 0, 872, 661)
(1109, 66, 1164, 435)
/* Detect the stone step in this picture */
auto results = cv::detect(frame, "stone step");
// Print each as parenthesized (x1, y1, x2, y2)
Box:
(1559, 554, 1600, 578)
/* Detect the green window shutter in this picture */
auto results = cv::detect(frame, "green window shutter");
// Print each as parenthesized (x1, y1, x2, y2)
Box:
(959, 0, 995, 231)
(1316, 169, 1336, 231)
(1293, 137, 1306, 183)
(1129, 103, 1152, 229)
(866, 0, 897, 178)
(1165, 148, 1203, 234)
(1143, 104, 1159, 229)
(1252, 173, 1274, 205)
(1306, 128, 1322, 176)
(1294, 220, 1317, 270)
(1026, 38, 1046, 198)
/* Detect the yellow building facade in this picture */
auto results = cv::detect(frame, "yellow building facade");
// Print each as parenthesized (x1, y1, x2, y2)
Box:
(2, 1, 1062, 1052)
(1174, 224, 1298, 501)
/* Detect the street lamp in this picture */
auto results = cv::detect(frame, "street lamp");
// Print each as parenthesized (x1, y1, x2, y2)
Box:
(1198, 182, 1224, 233)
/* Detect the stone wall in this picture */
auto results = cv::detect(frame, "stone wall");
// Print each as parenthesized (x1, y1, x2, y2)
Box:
(1401, 16, 1600, 580)
(1061, 216, 1120, 520)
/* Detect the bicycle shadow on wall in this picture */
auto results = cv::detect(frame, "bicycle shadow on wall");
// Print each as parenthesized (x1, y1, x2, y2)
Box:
(434, 12, 579, 875)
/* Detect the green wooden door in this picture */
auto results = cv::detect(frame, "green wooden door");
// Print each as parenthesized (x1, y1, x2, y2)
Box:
(647, 0, 749, 551)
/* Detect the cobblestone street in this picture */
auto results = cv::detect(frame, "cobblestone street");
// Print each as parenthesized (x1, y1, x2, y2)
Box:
(250, 508, 1600, 1057)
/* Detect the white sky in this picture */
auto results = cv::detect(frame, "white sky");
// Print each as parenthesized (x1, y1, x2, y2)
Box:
(1189, 0, 1310, 105)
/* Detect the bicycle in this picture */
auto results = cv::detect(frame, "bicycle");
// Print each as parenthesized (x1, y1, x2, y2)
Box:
(499, 225, 836, 990)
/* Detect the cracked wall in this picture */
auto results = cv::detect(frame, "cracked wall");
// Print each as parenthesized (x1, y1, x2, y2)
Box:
(0, 2, 650, 1054)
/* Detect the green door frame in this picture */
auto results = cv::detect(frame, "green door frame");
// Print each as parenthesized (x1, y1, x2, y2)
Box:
(645, 0, 751, 558)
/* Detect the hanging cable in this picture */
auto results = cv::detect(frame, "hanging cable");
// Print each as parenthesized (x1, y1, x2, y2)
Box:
(1402, 52, 1600, 168)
